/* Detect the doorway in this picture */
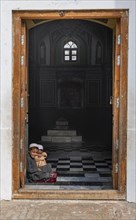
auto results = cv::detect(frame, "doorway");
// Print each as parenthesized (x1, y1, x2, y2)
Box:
(28, 19, 113, 189)
(12, 10, 128, 199)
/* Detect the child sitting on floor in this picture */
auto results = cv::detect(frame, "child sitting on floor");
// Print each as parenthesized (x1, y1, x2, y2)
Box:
(35, 144, 47, 168)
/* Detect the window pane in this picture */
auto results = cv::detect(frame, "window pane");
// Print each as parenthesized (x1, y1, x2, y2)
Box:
(72, 50, 77, 55)
(72, 56, 77, 61)
(69, 41, 73, 46)
(65, 56, 70, 61)
(64, 44, 70, 48)
(71, 44, 77, 48)
(64, 41, 77, 49)
(64, 50, 70, 55)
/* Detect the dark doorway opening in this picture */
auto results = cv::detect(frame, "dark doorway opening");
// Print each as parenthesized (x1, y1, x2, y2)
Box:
(28, 19, 113, 189)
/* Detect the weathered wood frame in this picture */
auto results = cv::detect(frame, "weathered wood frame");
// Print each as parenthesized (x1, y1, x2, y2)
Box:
(12, 10, 128, 199)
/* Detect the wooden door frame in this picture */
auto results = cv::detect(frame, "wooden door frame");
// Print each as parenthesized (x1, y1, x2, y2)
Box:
(12, 10, 128, 199)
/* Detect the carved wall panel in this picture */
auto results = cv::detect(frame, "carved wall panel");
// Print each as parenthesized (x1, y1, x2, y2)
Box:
(58, 81, 83, 108)
(40, 79, 56, 107)
(29, 68, 37, 107)
(85, 79, 102, 107)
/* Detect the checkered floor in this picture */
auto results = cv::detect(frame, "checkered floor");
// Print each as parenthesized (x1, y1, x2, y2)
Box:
(43, 143, 112, 190)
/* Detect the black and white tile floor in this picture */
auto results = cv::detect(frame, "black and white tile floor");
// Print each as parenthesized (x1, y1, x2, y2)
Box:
(43, 143, 112, 190)
(26, 143, 112, 189)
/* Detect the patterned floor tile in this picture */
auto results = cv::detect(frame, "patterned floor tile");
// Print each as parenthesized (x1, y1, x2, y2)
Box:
(28, 142, 113, 189)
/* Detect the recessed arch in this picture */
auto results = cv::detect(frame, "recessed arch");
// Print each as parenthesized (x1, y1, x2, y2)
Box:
(95, 41, 103, 64)
(39, 41, 46, 64)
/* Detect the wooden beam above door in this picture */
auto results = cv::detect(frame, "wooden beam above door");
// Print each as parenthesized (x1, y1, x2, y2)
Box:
(13, 10, 128, 20)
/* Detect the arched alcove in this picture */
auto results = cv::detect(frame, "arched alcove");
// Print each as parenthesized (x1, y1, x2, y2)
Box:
(96, 41, 103, 64)
(40, 41, 46, 64)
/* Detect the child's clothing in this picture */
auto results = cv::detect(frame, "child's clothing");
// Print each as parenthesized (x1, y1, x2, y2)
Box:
(35, 151, 47, 167)
(34, 144, 48, 167)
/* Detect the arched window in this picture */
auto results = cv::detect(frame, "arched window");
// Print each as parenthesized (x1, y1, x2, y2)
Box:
(64, 41, 78, 62)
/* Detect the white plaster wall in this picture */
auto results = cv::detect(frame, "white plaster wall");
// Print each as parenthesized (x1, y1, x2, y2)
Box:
(0, 0, 136, 202)
(127, 2, 136, 202)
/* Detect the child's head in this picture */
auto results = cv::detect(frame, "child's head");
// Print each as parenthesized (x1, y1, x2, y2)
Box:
(29, 143, 38, 158)
(37, 144, 44, 154)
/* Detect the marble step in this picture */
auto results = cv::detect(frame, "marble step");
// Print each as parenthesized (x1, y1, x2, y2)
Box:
(55, 125, 69, 130)
(47, 130, 77, 136)
(56, 121, 68, 126)
(41, 136, 82, 143)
